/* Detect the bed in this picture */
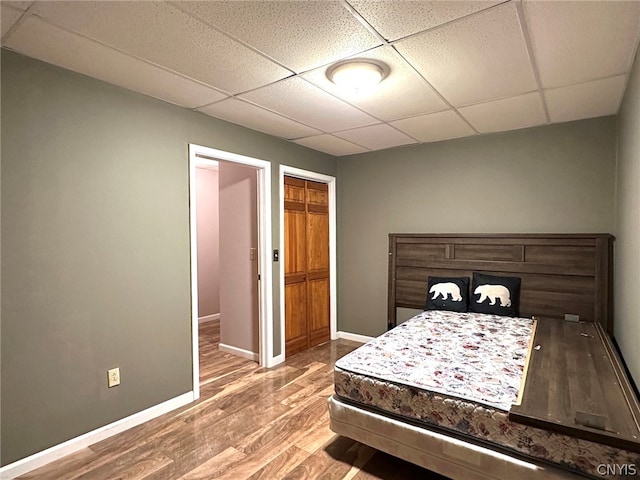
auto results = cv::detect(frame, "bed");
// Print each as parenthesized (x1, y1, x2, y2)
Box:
(329, 234, 640, 479)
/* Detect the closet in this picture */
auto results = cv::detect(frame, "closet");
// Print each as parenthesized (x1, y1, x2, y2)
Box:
(284, 176, 330, 356)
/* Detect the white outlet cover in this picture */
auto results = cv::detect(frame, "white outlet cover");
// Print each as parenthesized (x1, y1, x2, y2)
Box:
(107, 367, 121, 388)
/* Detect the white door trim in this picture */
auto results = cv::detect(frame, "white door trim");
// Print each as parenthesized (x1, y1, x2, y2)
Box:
(279, 166, 337, 363)
(189, 144, 274, 400)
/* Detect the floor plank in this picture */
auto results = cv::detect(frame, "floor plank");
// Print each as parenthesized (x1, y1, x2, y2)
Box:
(245, 445, 310, 480)
(18, 323, 449, 479)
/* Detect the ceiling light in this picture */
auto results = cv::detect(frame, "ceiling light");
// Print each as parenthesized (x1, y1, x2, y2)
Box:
(326, 59, 389, 94)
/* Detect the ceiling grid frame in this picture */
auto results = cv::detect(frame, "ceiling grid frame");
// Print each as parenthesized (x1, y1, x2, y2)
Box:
(2, 0, 639, 156)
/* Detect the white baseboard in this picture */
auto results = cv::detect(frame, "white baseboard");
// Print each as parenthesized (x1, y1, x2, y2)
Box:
(198, 313, 220, 324)
(337, 331, 375, 344)
(0, 391, 194, 480)
(218, 343, 259, 361)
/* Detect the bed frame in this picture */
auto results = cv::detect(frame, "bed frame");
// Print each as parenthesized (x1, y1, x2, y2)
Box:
(329, 233, 640, 480)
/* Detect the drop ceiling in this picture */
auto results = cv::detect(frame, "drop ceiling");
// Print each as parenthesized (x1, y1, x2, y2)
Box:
(2, 1, 640, 156)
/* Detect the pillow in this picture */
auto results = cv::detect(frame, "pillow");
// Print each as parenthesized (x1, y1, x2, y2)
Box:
(470, 272, 521, 317)
(425, 276, 469, 313)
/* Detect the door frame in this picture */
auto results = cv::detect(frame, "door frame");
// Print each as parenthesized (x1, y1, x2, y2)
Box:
(189, 143, 274, 400)
(278, 166, 337, 363)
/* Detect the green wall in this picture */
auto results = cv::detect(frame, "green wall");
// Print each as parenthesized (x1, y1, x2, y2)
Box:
(0, 50, 336, 465)
(337, 117, 617, 337)
(616, 47, 640, 386)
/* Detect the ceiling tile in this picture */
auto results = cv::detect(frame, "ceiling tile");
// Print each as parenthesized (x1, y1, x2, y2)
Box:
(334, 123, 417, 151)
(293, 134, 369, 156)
(1, 4, 23, 37)
(545, 75, 627, 124)
(5, 16, 227, 109)
(350, 0, 501, 41)
(395, 2, 537, 107)
(197, 98, 322, 140)
(458, 92, 547, 134)
(302, 45, 447, 121)
(240, 76, 378, 132)
(174, 1, 381, 73)
(32, 1, 291, 94)
(524, 0, 640, 89)
(3, 1, 32, 11)
(391, 110, 475, 143)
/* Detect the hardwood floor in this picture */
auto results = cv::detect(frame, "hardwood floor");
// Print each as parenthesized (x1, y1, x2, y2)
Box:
(18, 321, 447, 479)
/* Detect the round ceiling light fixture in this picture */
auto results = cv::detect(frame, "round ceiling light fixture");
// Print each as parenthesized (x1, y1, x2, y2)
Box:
(326, 59, 389, 93)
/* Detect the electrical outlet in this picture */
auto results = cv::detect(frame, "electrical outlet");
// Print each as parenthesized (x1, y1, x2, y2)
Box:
(107, 367, 120, 388)
(564, 314, 580, 323)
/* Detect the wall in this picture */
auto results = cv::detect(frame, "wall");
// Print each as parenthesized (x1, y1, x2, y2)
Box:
(337, 117, 617, 337)
(196, 167, 220, 318)
(616, 47, 640, 387)
(219, 162, 259, 354)
(0, 50, 337, 466)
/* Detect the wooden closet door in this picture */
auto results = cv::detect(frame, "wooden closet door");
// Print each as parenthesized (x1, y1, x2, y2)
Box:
(284, 176, 330, 356)
(305, 181, 330, 349)
(284, 177, 308, 356)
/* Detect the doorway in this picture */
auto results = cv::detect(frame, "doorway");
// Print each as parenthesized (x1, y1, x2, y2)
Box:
(189, 144, 274, 400)
(194, 163, 222, 386)
(279, 166, 337, 360)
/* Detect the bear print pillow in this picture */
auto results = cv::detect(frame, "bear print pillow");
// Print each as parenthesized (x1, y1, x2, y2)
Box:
(425, 276, 469, 313)
(470, 272, 521, 317)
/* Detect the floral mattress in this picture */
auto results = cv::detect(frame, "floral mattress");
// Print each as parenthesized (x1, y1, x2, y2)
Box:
(334, 311, 640, 478)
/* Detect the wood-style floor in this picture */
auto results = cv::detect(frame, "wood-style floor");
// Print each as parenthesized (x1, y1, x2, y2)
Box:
(18, 321, 448, 479)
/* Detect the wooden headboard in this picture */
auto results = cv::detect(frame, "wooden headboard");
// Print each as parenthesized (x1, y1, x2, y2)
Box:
(388, 233, 614, 334)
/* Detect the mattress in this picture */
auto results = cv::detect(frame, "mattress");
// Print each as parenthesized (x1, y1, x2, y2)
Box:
(334, 311, 640, 478)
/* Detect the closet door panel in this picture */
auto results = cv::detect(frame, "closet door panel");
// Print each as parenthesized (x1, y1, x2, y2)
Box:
(285, 281, 308, 355)
(284, 175, 330, 356)
(308, 277, 330, 347)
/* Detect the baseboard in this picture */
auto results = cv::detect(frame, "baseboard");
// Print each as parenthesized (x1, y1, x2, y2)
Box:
(0, 391, 194, 480)
(218, 343, 259, 361)
(198, 313, 220, 324)
(337, 331, 375, 344)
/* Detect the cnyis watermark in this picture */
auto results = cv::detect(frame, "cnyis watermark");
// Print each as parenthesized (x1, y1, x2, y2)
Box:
(597, 464, 638, 476)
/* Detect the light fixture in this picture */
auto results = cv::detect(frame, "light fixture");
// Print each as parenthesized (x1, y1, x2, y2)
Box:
(326, 59, 389, 94)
